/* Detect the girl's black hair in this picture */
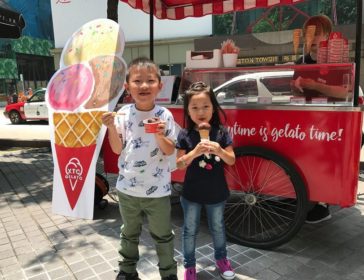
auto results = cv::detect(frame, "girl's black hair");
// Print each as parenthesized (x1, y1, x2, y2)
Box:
(126, 57, 161, 83)
(183, 81, 227, 130)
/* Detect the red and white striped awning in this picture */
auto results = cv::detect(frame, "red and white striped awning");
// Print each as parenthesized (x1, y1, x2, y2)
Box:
(120, 0, 307, 20)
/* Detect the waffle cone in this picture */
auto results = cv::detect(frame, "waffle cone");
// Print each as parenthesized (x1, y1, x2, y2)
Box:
(53, 111, 104, 147)
(305, 25, 316, 53)
(199, 129, 209, 140)
(293, 29, 301, 54)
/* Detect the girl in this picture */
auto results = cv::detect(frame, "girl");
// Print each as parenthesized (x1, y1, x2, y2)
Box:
(176, 81, 236, 280)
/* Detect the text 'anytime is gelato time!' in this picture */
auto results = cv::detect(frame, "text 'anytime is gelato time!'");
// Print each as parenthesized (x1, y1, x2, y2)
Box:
(46, 19, 127, 219)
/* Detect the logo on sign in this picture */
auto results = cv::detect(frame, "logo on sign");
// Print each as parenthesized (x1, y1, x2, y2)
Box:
(55, 144, 96, 210)
(65, 158, 83, 191)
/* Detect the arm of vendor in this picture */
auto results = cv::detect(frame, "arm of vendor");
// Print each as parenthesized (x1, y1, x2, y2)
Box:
(291, 76, 349, 99)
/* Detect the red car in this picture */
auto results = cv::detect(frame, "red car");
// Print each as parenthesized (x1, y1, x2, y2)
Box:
(4, 88, 48, 124)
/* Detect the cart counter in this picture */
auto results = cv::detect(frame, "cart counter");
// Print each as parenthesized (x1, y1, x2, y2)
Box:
(168, 104, 362, 208)
(169, 63, 362, 208)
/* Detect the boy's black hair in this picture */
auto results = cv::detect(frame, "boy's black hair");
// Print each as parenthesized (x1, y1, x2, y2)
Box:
(183, 81, 227, 130)
(126, 57, 161, 82)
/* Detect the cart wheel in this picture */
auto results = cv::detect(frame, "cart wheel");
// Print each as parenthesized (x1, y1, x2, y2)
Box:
(98, 199, 108, 209)
(170, 182, 182, 205)
(224, 146, 307, 249)
(95, 173, 109, 205)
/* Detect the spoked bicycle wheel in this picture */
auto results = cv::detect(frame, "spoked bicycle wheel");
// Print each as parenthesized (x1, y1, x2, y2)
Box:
(224, 146, 308, 249)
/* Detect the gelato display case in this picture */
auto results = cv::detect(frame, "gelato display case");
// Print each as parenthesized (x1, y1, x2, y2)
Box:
(177, 63, 355, 106)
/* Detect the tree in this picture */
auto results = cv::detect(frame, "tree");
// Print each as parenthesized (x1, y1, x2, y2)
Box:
(320, 0, 356, 25)
(252, 7, 292, 33)
(213, 0, 357, 35)
(214, 13, 234, 35)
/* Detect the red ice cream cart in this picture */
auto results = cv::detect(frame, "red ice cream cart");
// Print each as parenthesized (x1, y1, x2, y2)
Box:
(102, 0, 363, 249)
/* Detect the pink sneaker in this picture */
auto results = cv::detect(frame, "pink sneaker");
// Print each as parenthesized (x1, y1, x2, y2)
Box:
(184, 267, 196, 280)
(216, 258, 235, 280)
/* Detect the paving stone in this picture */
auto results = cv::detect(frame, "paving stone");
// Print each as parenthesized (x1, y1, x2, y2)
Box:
(0, 238, 9, 246)
(69, 260, 90, 274)
(23, 265, 46, 278)
(73, 268, 96, 280)
(196, 245, 214, 256)
(235, 260, 266, 277)
(15, 245, 34, 256)
(85, 255, 104, 266)
(1, 263, 22, 276)
(47, 267, 72, 279)
(98, 269, 118, 279)
(12, 239, 31, 248)
(243, 249, 263, 259)
(0, 244, 12, 252)
(137, 257, 156, 270)
(2, 271, 26, 280)
(0, 255, 18, 268)
(231, 253, 252, 266)
(0, 249, 15, 259)
(91, 262, 113, 274)
(27, 273, 48, 280)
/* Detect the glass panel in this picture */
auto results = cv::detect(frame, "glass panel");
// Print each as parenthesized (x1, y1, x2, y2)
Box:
(178, 63, 355, 106)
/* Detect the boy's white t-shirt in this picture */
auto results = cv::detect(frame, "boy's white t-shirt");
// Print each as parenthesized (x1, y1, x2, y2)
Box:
(114, 104, 176, 198)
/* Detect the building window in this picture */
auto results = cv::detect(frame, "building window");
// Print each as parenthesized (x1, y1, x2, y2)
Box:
(159, 63, 185, 77)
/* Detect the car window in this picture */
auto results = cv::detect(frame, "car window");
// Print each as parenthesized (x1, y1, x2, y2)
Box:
(29, 91, 45, 102)
(217, 79, 258, 99)
(260, 76, 292, 96)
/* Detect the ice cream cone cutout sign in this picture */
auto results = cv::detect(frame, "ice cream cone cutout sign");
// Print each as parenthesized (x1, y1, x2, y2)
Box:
(46, 19, 127, 219)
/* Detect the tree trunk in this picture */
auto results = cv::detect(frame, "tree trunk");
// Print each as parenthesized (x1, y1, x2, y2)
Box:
(107, 0, 119, 23)
(230, 12, 237, 35)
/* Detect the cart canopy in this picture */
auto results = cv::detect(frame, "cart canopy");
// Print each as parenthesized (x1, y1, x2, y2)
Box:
(120, 0, 306, 20)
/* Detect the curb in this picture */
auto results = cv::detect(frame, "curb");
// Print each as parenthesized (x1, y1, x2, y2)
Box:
(0, 139, 51, 149)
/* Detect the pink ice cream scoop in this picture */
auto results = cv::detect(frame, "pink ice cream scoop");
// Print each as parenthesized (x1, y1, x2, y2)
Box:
(47, 64, 94, 111)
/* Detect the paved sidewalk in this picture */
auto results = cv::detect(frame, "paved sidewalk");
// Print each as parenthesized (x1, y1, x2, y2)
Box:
(1, 148, 364, 280)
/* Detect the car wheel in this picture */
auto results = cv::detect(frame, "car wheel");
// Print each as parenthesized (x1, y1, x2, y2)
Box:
(9, 111, 22, 124)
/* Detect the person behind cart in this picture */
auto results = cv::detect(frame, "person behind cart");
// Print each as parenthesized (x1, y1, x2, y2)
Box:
(292, 15, 341, 224)
(101, 57, 178, 280)
(176, 82, 236, 280)
(291, 15, 350, 102)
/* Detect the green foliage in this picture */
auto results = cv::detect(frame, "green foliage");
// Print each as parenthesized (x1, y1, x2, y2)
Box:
(253, 8, 291, 32)
(0, 59, 18, 79)
(11, 36, 54, 56)
(320, 0, 356, 24)
(214, 14, 233, 35)
(213, 0, 357, 35)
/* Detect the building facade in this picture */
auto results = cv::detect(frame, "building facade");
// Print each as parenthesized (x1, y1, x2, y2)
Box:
(0, 0, 55, 106)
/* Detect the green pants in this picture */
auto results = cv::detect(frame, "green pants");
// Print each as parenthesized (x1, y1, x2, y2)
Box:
(117, 191, 177, 277)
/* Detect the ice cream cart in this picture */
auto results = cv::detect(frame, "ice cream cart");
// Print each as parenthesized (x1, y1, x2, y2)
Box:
(102, 0, 363, 249)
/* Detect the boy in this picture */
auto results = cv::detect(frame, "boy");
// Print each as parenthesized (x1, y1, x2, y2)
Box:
(102, 57, 178, 280)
